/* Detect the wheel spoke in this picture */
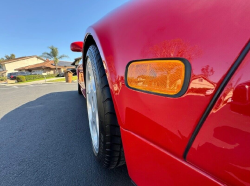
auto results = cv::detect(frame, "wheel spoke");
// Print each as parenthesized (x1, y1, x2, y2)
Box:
(86, 59, 100, 154)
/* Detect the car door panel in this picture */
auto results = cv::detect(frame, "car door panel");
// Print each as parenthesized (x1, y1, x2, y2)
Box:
(187, 51, 250, 186)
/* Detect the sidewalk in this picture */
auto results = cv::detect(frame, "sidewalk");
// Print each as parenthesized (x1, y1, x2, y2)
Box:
(0, 77, 69, 86)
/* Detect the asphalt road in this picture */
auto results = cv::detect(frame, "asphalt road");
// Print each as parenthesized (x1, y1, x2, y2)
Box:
(0, 83, 132, 186)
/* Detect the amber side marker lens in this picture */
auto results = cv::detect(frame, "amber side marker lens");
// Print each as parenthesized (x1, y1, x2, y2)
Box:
(126, 59, 188, 96)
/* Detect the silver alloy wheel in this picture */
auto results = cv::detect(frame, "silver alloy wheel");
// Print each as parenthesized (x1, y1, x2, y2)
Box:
(86, 58, 99, 154)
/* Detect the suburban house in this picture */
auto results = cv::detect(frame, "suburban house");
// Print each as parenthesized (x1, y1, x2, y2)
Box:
(0, 55, 45, 77)
(15, 59, 74, 74)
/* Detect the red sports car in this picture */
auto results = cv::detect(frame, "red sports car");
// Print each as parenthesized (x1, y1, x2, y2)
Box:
(71, 0, 250, 185)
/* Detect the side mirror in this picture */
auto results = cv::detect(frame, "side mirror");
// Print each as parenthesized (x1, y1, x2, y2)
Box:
(70, 41, 83, 52)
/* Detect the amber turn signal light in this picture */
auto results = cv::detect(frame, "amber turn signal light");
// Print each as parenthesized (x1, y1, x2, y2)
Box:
(126, 59, 190, 96)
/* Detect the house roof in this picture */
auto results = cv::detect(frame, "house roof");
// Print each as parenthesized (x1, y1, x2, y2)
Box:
(192, 74, 216, 86)
(0, 55, 45, 64)
(15, 59, 62, 71)
(57, 61, 74, 67)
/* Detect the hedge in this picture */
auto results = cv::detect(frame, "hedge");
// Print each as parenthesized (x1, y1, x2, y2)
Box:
(16, 76, 26, 82)
(16, 74, 57, 82)
(24, 74, 56, 81)
(0, 77, 7, 81)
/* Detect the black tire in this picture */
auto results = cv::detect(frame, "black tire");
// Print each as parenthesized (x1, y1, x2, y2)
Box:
(78, 83, 82, 95)
(85, 45, 125, 169)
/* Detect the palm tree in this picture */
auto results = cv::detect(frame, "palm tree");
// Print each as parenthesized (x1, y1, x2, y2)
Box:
(41, 46, 69, 73)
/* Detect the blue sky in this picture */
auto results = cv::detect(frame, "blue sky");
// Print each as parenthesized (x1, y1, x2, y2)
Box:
(0, 0, 129, 61)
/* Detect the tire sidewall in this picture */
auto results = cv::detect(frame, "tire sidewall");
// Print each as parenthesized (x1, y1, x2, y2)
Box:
(85, 46, 105, 160)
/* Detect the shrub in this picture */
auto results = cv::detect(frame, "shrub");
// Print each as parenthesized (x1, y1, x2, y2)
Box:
(23, 74, 56, 81)
(16, 76, 26, 82)
(25, 75, 42, 81)
(46, 74, 57, 78)
(0, 77, 7, 81)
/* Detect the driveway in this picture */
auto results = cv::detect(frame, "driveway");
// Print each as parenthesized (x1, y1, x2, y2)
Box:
(0, 83, 132, 186)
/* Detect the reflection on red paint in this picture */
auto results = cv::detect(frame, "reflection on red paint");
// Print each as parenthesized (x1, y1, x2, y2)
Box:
(201, 65, 215, 78)
(188, 75, 216, 96)
(149, 38, 202, 61)
(113, 76, 124, 95)
(213, 80, 250, 114)
(104, 55, 124, 95)
(212, 82, 234, 112)
(231, 81, 250, 116)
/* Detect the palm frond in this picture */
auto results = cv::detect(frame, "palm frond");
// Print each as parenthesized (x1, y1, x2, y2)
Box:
(48, 46, 58, 58)
(58, 54, 69, 59)
(41, 52, 53, 59)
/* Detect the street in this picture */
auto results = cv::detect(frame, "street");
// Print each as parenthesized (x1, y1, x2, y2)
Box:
(0, 83, 132, 186)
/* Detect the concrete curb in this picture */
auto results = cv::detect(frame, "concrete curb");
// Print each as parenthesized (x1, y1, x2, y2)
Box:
(0, 81, 77, 86)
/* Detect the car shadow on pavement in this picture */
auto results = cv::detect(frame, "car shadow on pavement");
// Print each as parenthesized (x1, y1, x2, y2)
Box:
(0, 91, 132, 186)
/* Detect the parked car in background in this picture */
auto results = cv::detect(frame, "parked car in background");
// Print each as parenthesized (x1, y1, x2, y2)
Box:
(69, 69, 76, 76)
(57, 69, 76, 77)
(57, 72, 64, 77)
(71, 1, 250, 185)
(8, 72, 30, 80)
(8, 72, 18, 79)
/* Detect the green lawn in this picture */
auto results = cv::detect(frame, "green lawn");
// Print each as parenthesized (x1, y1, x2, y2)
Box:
(48, 76, 77, 82)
